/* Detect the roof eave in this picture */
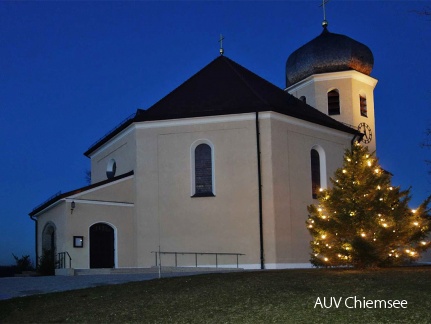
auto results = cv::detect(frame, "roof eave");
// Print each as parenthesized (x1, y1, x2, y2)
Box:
(29, 171, 134, 217)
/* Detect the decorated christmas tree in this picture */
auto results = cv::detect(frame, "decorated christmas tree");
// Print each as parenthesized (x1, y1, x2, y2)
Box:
(307, 143, 431, 268)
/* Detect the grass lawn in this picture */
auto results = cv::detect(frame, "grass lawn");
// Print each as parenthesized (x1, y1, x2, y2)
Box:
(1, 267, 430, 323)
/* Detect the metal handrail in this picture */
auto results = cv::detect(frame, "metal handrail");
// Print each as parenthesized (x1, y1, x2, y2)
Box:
(57, 251, 72, 269)
(32, 191, 62, 212)
(151, 251, 244, 269)
(87, 113, 135, 150)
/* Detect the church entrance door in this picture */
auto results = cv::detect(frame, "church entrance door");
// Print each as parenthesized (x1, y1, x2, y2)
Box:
(90, 223, 115, 268)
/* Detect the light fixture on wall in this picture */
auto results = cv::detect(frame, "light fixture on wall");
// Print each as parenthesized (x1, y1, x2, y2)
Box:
(71, 201, 76, 214)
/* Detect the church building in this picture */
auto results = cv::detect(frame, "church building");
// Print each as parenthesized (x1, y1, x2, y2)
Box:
(29, 22, 379, 272)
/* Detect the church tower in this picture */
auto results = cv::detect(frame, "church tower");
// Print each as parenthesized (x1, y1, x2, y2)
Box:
(285, 23, 378, 153)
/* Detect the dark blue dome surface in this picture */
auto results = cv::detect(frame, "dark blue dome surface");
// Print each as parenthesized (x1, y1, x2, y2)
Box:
(286, 28, 374, 87)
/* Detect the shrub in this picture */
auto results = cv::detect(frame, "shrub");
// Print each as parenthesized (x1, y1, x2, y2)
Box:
(12, 254, 34, 272)
(37, 249, 56, 276)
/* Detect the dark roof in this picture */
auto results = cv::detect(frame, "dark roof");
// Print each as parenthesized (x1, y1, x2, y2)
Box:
(29, 171, 134, 217)
(85, 55, 359, 156)
(286, 27, 374, 87)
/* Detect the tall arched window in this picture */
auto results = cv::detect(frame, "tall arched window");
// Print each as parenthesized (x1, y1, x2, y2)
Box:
(193, 143, 214, 197)
(310, 149, 321, 199)
(327, 89, 340, 115)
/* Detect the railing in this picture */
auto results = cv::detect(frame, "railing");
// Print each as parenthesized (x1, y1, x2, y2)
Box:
(57, 252, 72, 269)
(32, 191, 62, 212)
(87, 113, 136, 151)
(151, 251, 244, 269)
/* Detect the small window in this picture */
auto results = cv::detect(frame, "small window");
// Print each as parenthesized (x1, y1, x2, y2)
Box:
(311, 149, 321, 199)
(328, 90, 340, 115)
(299, 96, 307, 104)
(360, 95, 367, 117)
(106, 159, 116, 179)
(73, 236, 84, 248)
(194, 144, 213, 196)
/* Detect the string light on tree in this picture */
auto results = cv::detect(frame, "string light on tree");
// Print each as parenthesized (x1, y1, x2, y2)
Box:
(307, 144, 431, 268)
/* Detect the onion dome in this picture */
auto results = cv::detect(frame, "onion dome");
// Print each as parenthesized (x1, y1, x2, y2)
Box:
(286, 27, 374, 87)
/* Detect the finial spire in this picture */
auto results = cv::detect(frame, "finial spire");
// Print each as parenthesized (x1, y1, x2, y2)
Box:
(319, 0, 329, 29)
(219, 34, 224, 55)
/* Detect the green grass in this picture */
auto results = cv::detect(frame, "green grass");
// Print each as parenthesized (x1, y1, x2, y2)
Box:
(1, 267, 431, 323)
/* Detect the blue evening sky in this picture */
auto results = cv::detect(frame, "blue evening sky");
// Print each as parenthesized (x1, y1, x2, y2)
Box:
(1, 1, 430, 265)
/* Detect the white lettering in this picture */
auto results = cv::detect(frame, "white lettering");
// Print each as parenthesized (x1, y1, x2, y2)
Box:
(332, 297, 343, 308)
(345, 296, 354, 308)
(314, 297, 343, 309)
(317, 296, 408, 309)
(373, 300, 387, 308)
(314, 297, 323, 308)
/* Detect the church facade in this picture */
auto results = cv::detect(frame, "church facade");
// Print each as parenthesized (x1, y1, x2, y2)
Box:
(30, 25, 382, 271)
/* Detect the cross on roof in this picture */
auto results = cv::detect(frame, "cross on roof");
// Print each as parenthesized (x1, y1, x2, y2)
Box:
(219, 34, 224, 55)
(319, 0, 329, 28)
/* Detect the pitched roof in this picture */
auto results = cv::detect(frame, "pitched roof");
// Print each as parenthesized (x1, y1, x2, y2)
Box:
(29, 171, 134, 217)
(84, 56, 358, 156)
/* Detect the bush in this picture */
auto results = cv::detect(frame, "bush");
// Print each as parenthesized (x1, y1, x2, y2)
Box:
(12, 254, 34, 272)
(37, 249, 56, 276)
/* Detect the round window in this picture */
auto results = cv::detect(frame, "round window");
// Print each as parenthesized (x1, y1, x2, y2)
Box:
(106, 159, 117, 179)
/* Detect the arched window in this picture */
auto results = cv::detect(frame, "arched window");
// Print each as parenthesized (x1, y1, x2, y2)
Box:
(311, 149, 321, 199)
(42, 222, 56, 250)
(299, 96, 307, 104)
(193, 143, 214, 197)
(327, 89, 340, 115)
(360, 94, 367, 117)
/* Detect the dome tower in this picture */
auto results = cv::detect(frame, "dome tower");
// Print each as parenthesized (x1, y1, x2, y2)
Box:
(285, 23, 378, 152)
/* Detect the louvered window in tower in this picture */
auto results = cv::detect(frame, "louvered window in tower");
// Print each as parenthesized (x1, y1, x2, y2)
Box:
(327, 90, 340, 115)
(360, 95, 367, 117)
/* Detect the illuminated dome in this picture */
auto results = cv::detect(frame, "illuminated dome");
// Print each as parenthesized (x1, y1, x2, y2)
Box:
(286, 27, 374, 87)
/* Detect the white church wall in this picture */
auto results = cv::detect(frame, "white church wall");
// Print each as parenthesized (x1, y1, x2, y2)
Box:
(286, 79, 317, 109)
(72, 176, 134, 203)
(36, 201, 68, 263)
(133, 115, 262, 268)
(89, 127, 136, 183)
(36, 178, 136, 269)
(125, 113, 354, 269)
(288, 71, 378, 153)
(265, 112, 353, 267)
(350, 76, 377, 153)
(64, 203, 135, 269)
